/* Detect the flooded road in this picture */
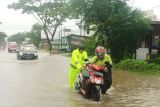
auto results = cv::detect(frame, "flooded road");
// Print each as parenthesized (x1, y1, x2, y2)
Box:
(0, 50, 160, 107)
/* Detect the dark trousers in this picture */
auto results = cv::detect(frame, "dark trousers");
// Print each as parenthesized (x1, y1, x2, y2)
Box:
(101, 68, 112, 93)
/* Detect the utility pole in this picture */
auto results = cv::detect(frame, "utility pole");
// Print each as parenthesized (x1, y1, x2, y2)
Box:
(80, 16, 83, 36)
(60, 25, 63, 49)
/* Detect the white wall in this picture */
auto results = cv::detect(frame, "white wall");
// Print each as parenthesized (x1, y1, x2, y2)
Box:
(136, 48, 149, 60)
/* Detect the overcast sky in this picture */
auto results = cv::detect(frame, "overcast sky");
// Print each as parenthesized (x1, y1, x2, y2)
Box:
(0, 0, 37, 36)
(0, 0, 160, 36)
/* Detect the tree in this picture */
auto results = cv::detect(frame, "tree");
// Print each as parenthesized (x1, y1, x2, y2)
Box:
(7, 23, 42, 47)
(29, 23, 42, 47)
(0, 32, 7, 44)
(84, 36, 97, 56)
(8, 0, 70, 53)
(69, 0, 152, 62)
(7, 32, 26, 44)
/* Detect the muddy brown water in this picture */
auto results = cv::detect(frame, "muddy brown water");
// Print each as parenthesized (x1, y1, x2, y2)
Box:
(0, 50, 160, 107)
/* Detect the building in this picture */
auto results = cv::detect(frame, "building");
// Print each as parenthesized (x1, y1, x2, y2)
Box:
(149, 21, 160, 58)
(136, 11, 160, 60)
(136, 21, 160, 60)
(51, 34, 90, 53)
(40, 19, 94, 52)
(62, 34, 90, 52)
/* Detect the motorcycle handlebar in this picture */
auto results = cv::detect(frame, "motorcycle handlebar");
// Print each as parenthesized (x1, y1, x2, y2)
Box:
(105, 62, 112, 69)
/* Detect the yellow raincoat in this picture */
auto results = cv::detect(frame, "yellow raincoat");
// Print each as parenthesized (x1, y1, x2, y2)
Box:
(69, 48, 88, 89)
(90, 54, 112, 66)
(90, 54, 113, 93)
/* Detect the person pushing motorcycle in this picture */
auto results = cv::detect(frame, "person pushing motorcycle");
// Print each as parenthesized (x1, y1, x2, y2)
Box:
(90, 46, 112, 94)
(69, 45, 88, 89)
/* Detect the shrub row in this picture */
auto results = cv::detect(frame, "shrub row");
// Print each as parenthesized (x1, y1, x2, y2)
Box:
(147, 58, 160, 64)
(115, 59, 160, 72)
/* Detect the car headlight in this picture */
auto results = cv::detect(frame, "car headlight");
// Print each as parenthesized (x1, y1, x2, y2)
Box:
(19, 52, 23, 56)
(34, 53, 38, 56)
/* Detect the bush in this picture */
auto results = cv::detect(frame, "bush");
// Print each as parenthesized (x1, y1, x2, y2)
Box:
(147, 58, 160, 64)
(115, 59, 160, 72)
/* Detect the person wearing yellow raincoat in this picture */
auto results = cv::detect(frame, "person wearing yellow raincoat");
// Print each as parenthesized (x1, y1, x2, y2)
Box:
(90, 46, 112, 94)
(69, 46, 88, 89)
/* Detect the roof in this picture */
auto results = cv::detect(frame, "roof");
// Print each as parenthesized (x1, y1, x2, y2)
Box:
(62, 34, 90, 38)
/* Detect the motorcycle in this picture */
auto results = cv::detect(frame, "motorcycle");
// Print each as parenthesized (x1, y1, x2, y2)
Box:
(75, 63, 107, 101)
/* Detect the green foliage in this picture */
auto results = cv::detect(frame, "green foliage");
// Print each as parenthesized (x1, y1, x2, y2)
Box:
(108, 9, 152, 62)
(116, 59, 160, 72)
(7, 23, 42, 47)
(147, 58, 160, 65)
(84, 36, 96, 55)
(7, 32, 26, 44)
(29, 23, 42, 47)
(0, 32, 7, 43)
(69, 0, 152, 62)
(8, 0, 70, 53)
(8, 0, 70, 40)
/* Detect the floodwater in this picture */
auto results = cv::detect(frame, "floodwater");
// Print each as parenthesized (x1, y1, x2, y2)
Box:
(0, 50, 160, 107)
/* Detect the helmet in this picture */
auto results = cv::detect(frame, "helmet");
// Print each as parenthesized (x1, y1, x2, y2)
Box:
(95, 46, 105, 59)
